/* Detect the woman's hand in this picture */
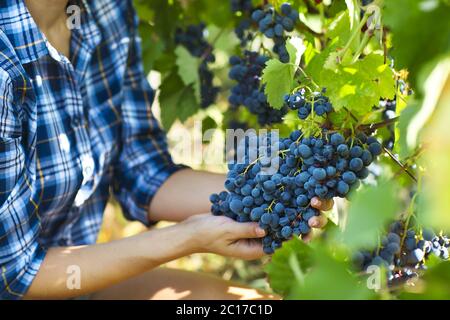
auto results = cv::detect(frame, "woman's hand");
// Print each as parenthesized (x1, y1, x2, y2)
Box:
(183, 214, 267, 260)
(183, 197, 333, 259)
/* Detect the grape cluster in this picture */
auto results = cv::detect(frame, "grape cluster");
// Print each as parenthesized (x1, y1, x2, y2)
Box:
(175, 23, 213, 60)
(230, 0, 253, 13)
(175, 24, 219, 108)
(234, 18, 253, 46)
(230, 0, 254, 46)
(228, 51, 288, 125)
(210, 129, 383, 254)
(285, 90, 334, 119)
(354, 221, 450, 285)
(251, 3, 299, 63)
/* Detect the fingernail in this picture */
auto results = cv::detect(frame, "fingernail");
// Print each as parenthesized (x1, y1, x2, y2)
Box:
(310, 220, 319, 227)
(256, 228, 266, 236)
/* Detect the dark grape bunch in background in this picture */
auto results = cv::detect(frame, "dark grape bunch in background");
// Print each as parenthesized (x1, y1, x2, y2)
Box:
(251, 3, 299, 63)
(228, 51, 288, 125)
(230, 0, 253, 13)
(228, 1, 300, 126)
(230, 0, 254, 46)
(210, 125, 383, 254)
(354, 221, 449, 286)
(285, 89, 334, 120)
(175, 23, 220, 108)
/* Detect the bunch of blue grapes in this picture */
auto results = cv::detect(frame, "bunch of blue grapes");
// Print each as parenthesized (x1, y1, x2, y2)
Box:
(175, 24, 219, 108)
(230, 0, 254, 46)
(285, 90, 334, 119)
(234, 18, 254, 46)
(228, 51, 288, 125)
(210, 129, 383, 254)
(353, 221, 449, 285)
(251, 3, 299, 62)
(230, 0, 253, 13)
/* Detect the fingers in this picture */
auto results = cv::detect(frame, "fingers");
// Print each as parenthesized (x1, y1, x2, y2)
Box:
(232, 239, 265, 260)
(302, 232, 313, 243)
(308, 215, 328, 229)
(228, 221, 266, 239)
(310, 197, 334, 211)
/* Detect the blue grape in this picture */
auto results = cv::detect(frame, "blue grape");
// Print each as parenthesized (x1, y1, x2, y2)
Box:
(281, 226, 293, 239)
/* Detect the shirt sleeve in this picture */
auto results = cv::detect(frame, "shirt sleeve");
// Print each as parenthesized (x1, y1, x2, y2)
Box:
(0, 69, 47, 300)
(112, 3, 186, 226)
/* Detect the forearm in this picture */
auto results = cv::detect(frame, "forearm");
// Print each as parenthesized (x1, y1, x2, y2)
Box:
(149, 169, 225, 222)
(25, 223, 195, 299)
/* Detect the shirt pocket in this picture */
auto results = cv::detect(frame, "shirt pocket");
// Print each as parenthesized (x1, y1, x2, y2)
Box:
(0, 137, 25, 207)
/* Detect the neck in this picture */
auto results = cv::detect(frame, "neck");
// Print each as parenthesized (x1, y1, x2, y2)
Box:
(24, 0, 69, 30)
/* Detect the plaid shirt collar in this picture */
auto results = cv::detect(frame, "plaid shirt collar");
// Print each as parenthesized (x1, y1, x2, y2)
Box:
(0, 0, 101, 66)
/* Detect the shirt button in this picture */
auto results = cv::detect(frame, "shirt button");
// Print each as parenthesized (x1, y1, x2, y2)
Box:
(80, 155, 95, 182)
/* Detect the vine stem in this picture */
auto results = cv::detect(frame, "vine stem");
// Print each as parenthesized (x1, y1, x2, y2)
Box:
(351, 28, 373, 63)
(337, 11, 372, 61)
(357, 117, 400, 132)
(400, 190, 420, 248)
(200, 28, 226, 62)
(383, 147, 418, 182)
(294, 65, 321, 90)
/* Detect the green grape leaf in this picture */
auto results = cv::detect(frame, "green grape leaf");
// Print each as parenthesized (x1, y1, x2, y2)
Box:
(261, 59, 295, 109)
(265, 238, 313, 295)
(159, 71, 199, 130)
(287, 246, 374, 300)
(304, 43, 337, 85)
(326, 11, 356, 50)
(139, 23, 165, 75)
(321, 53, 395, 115)
(133, 0, 154, 21)
(201, 116, 217, 138)
(175, 46, 201, 101)
(341, 180, 401, 250)
(287, 37, 305, 67)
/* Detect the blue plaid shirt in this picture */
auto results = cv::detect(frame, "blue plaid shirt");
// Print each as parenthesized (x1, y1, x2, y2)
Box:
(0, 0, 182, 299)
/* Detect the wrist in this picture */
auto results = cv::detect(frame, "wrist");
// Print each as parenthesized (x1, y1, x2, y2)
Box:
(178, 215, 208, 254)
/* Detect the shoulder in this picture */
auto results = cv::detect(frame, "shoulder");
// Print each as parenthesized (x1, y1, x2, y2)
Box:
(0, 29, 25, 100)
(0, 29, 20, 80)
(88, 0, 138, 36)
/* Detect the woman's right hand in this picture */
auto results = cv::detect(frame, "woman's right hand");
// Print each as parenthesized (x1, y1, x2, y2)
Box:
(182, 214, 267, 260)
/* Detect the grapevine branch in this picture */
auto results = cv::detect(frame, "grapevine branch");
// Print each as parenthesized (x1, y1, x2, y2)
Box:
(357, 116, 400, 132)
(383, 147, 418, 182)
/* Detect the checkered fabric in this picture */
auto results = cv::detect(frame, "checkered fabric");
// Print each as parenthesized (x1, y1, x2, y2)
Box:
(0, 0, 182, 299)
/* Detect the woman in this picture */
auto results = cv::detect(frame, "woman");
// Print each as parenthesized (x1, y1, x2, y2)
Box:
(0, 0, 331, 300)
